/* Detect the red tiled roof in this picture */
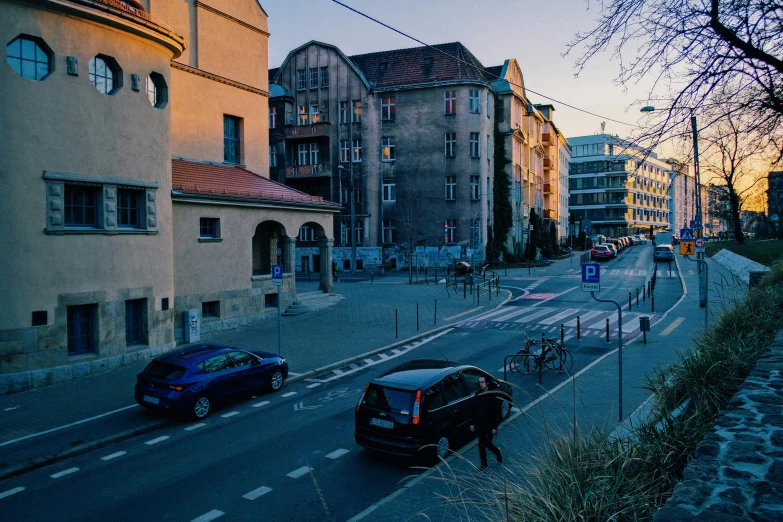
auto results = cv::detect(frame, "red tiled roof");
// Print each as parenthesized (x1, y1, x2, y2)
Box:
(349, 42, 490, 88)
(171, 159, 341, 209)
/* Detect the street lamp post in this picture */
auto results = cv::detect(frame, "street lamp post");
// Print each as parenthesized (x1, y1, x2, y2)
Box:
(338, 165, 357, 276)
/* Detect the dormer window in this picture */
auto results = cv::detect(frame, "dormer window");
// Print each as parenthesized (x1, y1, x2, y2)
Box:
(379, 62, 388, 71)
(423, 57, 433, 66)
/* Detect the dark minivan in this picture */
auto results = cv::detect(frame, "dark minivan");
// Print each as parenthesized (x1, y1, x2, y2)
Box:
(354, 360, 512, 459)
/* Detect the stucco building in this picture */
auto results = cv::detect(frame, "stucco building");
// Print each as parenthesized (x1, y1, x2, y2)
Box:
(1, 0, 339, 394)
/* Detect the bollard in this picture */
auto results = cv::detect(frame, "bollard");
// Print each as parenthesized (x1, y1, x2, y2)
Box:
(416, 303, 419, 331)
(636, 288, 639, 306)
(434, 299, 437, 325)
(606, 318, 610, 343)
(643, 285, 646, 301)
(577, 315, 581, 340)
(561, 323, 565, 344)
(629, 292, 632, 311)
(652, 294, 655, 313)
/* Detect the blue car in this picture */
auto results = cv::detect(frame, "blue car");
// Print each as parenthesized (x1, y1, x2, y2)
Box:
(135, 344, 288, 419)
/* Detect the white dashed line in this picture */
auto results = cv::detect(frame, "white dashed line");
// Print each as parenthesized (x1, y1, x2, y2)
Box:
(185, 423, 207, 431)
(286, 466, 313, 479)
(242, 486, 273, 500)
(252, 401, 270, 408)
(331, 369, 345, 376)
(306, 383, 322, 388)
(281, 392, 297, 398)
(50, 467, 79, 479)
(325, 448, 349, 459)
(191, 509, 224, 522)
(288, 372, 303, 377)
(348, 363, 360, 370)
(145, 435, 170, 446)
(0, 487, 25, 499)
(377, 353, 389, 360)
(221, 411, 239, 418)
(101, 451, 126, 461)
(3, 406, 19, 411)
(364, 358, 375, 365)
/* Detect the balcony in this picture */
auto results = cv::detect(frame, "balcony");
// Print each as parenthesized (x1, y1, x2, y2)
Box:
(285, 121, 331, 140)
(544, 208, 557, 220)
(285, 164, 332, 179)
(543, 157, 553, 169)
(541, 132, 552, 145)
(543, 182, 552, 194)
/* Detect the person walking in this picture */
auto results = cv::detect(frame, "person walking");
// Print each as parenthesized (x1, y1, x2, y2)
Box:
(469, 376, 503, 472)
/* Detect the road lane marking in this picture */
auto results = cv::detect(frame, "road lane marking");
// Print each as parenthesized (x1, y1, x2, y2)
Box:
(191, 510, 224, 522)
(101, 451, 126, 461)
(50, 467, 79, 479)
(3, 406, 18, 411)
(306, 383, 322, 388)
(539, 308, 580, 325)
(288, 372, 303, 377)
(488, 307, 530, 322)
(349, 363, 360, 370)
(221, 411, 239, 418)
(243, 486, 273, 500)
(252, 401, 270, 408)
(444, 306, 484, 321)
(364, 358, 375, 365)
(661, 316, 685, 336)
(287, 466, 313, 478)
(514, 307, 556, 323)
(145, 436, 169, 445)
(325, 448, 350, 459)
(0, 487, 25, 499)
(185, 423, 207, 430)
(281, 391, 298, 397)
(0, 404, 138, 448)
(564, 309, 603, 327)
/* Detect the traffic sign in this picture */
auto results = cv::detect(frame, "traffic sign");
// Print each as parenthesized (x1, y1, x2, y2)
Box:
(581, 263, 600, 292)
(695, 237, 706, 253)
(272, 264, 283, 286)
(679, 228, 695, 240)
(690, 220, 696, 229)
(679, 241, 695, 255)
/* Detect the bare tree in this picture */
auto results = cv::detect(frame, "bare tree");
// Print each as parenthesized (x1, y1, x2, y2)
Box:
(569, 1, 783, 157)
(701, 114, 767, 244)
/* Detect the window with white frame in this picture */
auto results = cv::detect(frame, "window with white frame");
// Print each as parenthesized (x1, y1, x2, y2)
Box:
(469, 90, 480, 113)
(382, 220, 395, 243)
(309, 104, 320, 124)
(339, 101, 348, 124)
(382, 181, 396, 202)
(444, 90, 456, 114)
(320, 67, 329, 87)
(270, 149, 277, 167)
(269, 107, 277, 128)
(341, 187, 362, 205)
(297, 143, 308, 165)
(471, 219, 481, 246)
(309, 143, 320, 165)
(299, 226, 315, 241)
(352, 139, 362, 162)
(470, 175, 480, 200)
(298, 105, 308, 125)
(340, 222, 349, 245)
(445, 219, 456, 243)
(445, 176, 456, 200)
(381, 96, 396, 120)
(309, 68, 318, 88)
(444, 133, 456, 157)
(352, 100, 362, 122)
(381, 137, 395, 162)
(340, 140, 350, 163)
(297, 69, 306, 90)
(470, 132, 480, 158)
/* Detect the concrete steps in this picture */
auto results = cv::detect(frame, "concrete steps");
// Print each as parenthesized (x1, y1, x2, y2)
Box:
(282, 290, 345, 316)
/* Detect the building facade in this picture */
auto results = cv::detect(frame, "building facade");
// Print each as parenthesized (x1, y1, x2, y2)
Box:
(1, 0, 339, 394)
(567, 134, 672, 237)
(537, 104, 570, 243)
(667, 160, 697, 231)
(768, 172, 783, 238)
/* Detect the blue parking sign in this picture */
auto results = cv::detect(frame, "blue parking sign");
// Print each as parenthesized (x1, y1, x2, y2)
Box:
(272, 264, 283, 286)
(581, 263, 600, 292)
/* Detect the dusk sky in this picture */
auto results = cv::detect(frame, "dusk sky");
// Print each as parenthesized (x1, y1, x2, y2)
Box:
(261, 0, 663, 144)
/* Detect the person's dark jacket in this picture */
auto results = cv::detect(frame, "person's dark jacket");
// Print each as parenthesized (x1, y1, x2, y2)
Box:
(471, 388, 504, 430)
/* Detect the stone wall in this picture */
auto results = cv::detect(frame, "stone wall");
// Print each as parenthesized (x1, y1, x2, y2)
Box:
(654, 331, 783, 522)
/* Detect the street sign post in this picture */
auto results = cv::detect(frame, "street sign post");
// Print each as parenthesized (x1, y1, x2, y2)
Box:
(272, 264, 283, 355)
(695, 237, 706, 253)
(679, 241, 695, 255)
(581, 263, 600, 292)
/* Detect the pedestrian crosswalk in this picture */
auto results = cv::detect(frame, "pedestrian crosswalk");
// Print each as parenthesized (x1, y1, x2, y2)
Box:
(460, 305, 658, 340)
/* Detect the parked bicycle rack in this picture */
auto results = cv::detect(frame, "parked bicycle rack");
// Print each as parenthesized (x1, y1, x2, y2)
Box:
(503, 352, 543, 385)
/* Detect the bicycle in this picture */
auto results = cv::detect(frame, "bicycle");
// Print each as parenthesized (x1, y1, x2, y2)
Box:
(511, 335, 573, 375)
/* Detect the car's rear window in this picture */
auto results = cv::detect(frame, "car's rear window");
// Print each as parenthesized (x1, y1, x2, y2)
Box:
(655, 246, 672, 252)
(363, 384, 413, 413)
(143, 360, 186, 380)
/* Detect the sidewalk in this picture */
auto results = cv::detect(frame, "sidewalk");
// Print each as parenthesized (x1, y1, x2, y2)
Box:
(349, 251, 746, 521)
(0, 273, 510, 476)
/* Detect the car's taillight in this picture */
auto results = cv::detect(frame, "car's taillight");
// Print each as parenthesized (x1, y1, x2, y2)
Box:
(169, 383, 192, 392)
(356, 383, 370, 412)
(412, 390, 421, 425)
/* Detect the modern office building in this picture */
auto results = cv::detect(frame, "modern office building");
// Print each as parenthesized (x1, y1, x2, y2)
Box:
(567, 134, 672, 237)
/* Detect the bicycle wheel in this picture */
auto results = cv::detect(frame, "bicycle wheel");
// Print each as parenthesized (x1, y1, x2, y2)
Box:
(543, 342, 565, 371)
(512, 353, 537, 375)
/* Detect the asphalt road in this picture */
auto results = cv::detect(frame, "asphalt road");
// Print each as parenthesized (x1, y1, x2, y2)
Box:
(0, 244, 676, 521)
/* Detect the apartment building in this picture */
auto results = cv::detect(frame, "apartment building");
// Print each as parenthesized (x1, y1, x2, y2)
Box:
(269, 41, 494, 270)
(537, 105, 570, 242)
(568, 134, 672, 237)
(667, 160, 697, 230)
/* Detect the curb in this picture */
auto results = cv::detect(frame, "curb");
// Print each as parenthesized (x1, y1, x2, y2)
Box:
(0, 419, 171, 482)
(0, 294, 511, 482)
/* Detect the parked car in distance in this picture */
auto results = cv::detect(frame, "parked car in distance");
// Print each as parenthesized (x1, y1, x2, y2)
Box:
(591, 245, 613, 261)
(135, 344, 288, 419)
(633, 235, 647, 244)
(653, 245, 675, 262)
(355, 360, 513, 460)
(608, 238, 624, 252)
(603, 243, 618, 258)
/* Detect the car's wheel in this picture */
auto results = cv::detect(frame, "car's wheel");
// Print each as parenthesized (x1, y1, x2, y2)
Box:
(435, 433, 452, 459)
(193, 395, 211, 419)
(500, 399, 512, 420)
(269, 369, 285, 392)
